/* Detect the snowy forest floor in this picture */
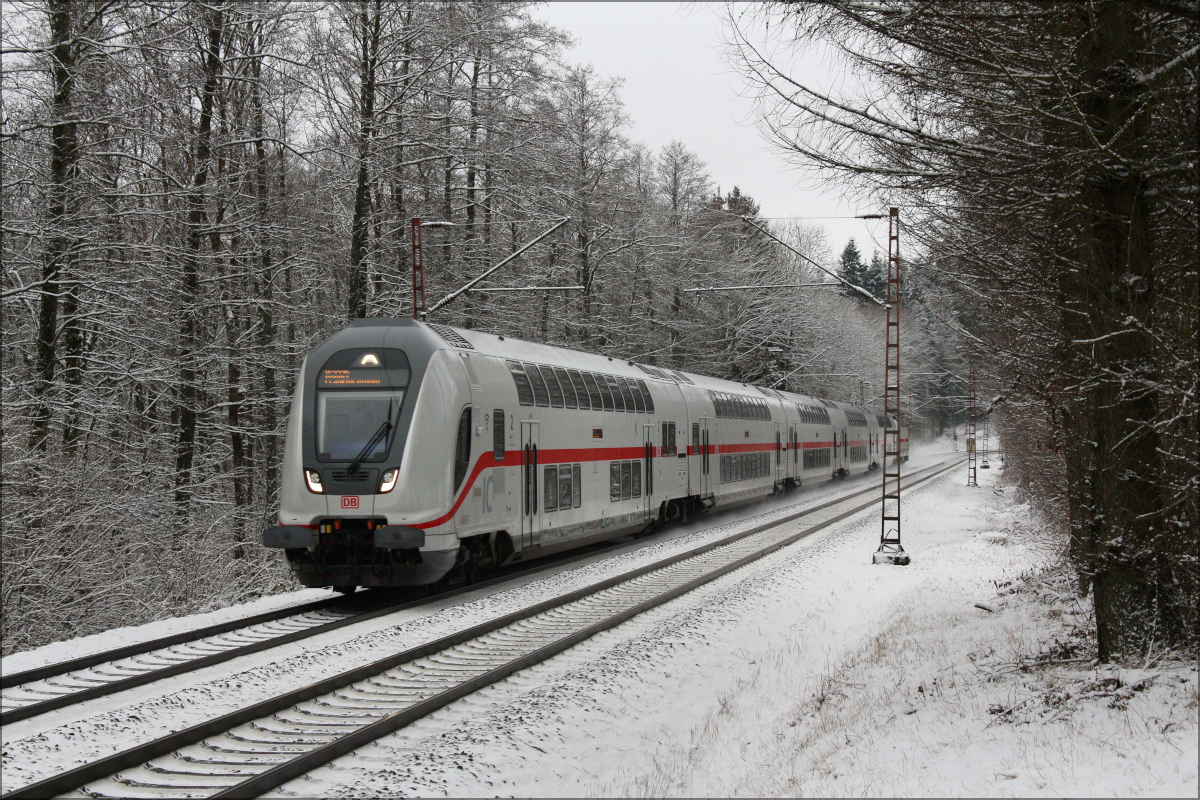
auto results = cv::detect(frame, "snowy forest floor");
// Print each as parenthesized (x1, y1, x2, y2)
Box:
(3, 445, 1196, 797)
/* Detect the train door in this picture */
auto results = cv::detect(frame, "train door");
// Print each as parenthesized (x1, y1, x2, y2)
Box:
(832, 428, 841, 476)
(521, 421, 541, 548)
(698, 417, 711, 497)
(774, 421, 783, 484)
(657, 420, 677, 509)
(643, 424, 655, 520)
(789, 424, 798, 482)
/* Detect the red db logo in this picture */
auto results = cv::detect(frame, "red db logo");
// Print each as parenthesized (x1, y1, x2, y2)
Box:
(341, 496, 360, 510)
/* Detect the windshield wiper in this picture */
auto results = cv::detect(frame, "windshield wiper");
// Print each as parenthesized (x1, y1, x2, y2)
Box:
(347, 401, 392, 475)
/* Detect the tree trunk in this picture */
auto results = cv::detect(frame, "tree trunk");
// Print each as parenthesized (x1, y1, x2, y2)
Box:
(250, 29, 277, 495)
(175, 3, 224, 510)
(32, 0, 80, 453)
(348, 0, 380, 320)
(1067, 3, 1173, 662)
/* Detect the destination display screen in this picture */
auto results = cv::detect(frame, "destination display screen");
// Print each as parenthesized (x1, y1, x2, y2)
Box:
(316, 349, 410, 390)
(319, 369, 386, 388)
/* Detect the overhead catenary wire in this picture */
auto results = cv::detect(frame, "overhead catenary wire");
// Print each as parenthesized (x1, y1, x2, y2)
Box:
(467, 285, 584, 293)
(736, 215, 890, 309)
(684, 282, 844, 292)
(425, 217, 570, 316)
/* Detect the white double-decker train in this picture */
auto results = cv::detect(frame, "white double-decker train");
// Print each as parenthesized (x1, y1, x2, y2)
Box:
(264, 319, 904, 590)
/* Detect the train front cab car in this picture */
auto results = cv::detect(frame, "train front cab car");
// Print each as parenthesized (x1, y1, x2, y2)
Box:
(265, 319, 469, 589)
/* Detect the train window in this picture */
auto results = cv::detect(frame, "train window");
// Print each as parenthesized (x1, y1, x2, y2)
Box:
(572, 464, 582, 507)
(453, 407, 472, 493)
(713, 393, 724, 418)
(568, 370, 590, 410)
(541, 366, 564, 408)
(776, 431, 781, 465)
(594, 373, 615, 411)
(636, 380, 655, 414)
(554, 367, 577, 409)
(621, 377, 643, 413)
(544, 465, 558, 511)
(717, 394, 727, 418)
(621, 461, 632, 500)
(493, 409, 505, 461)
(668, 422, 677, 456)
(720, 454, 728, 483)
(692, 423, 699, 455)
(507, 361, 534, 406)
(619, 376, 638, 412)
(610, 462, 622, 501)
(582, 372, 604, 410)
(737, 396, 748, 419)
(524, 362, 549, 407)
(606, 375, 626, 412)
(631, 460, 642, 498)
(559, 464, 573, 509)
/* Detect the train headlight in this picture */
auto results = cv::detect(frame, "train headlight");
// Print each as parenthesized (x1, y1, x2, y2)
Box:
(305, 469, 324, 494)
(379, 468, 398, 493)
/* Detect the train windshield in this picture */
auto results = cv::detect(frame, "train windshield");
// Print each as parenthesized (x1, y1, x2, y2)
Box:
(318, 390, 405, 461)
(316, 348, 410, 462)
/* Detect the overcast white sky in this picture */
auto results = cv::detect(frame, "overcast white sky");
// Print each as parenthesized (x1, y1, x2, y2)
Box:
(533, 1, 892, 263)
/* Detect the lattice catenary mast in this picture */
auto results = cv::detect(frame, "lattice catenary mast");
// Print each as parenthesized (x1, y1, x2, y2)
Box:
(966, 358, 978, 487)
(874, 207, 909, 566)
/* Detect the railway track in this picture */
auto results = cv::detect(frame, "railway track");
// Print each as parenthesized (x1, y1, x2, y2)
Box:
(0, 525, 640, 727)
(4, 456, 961, 799)
(0, 463, 891, 727)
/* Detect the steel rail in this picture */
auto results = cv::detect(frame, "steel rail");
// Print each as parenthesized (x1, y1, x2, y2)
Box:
(0, 529, 653, 726)
(2, 456, 960, 800)
(1, 595, 348, 690)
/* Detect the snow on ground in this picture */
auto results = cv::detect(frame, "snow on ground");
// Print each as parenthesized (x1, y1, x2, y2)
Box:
(271, 446, 1197, 798)
(4, 443, 1194, 797)
(0, 452, 939, 788)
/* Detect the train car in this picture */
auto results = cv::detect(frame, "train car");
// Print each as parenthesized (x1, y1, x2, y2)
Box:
(263, 320, 888, 590)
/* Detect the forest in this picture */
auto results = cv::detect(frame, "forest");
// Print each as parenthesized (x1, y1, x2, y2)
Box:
(1, 1, 955, 653)
(3, 1, 1193, 667)
(728, 0, 1197, 662)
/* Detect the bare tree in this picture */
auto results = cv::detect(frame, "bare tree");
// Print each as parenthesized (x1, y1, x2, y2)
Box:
(727, 0, 1198, 660)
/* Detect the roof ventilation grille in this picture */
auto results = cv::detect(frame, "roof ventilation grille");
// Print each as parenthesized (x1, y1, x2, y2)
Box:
(427, 323, 474, 349)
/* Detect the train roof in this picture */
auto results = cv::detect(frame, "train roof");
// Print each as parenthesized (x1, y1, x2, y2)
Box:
(348, 319, 877, 418)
